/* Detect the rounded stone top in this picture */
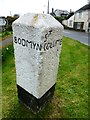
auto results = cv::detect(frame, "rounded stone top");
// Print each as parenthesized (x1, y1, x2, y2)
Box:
(12, 13, 63, 29)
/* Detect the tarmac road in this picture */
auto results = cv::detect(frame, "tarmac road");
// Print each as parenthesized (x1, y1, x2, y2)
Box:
(64, 29, 89, 46)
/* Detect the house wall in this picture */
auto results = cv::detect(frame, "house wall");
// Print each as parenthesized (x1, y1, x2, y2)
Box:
(85, 10, 90, 32)
(62, 20, 68, 26)
(63, 10, 90, 32)
(62, 15, 74, 28)
(74, 10, 88, 31)
(67, 15, 74, 28)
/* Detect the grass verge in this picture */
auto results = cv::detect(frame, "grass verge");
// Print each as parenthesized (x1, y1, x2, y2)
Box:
(1, 37, 88, 118)
(0, 31, 12, 42)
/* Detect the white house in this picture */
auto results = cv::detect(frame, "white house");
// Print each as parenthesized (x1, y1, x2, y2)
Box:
(0, 17, 7, 32)
(62, 4, 90, 32)
(63, 15, 75, 28)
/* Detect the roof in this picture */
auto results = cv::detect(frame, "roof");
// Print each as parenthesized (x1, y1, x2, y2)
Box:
(76, 3, 90, 13)
(55, 9, 69, 14)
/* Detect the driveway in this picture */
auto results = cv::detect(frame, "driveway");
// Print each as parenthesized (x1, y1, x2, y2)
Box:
(64, 29, 89, 46)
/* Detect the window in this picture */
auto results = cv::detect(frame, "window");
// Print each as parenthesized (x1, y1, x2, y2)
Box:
(78, 12, 82, 18)
(88, 22, 90, 27)
(77, 22, 81, 29)
(69, 20, 73, 26)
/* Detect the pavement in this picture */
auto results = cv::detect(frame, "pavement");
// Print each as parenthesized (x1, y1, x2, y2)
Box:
(64, 29, 89, 46)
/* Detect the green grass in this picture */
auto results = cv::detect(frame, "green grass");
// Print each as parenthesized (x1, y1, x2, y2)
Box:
(0, 31, 12, 41)
(0, 46, 2, 119)
(1, 37, 88, 119)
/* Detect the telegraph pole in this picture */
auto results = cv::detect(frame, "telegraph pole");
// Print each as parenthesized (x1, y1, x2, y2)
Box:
(47, 0, 49, 14)
(9, 11, 12, 16)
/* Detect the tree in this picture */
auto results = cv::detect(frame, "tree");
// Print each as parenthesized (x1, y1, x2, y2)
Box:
(66, 12, 74, 19)
(54, 16, 65, 24)
(13, 14, 20, 18)
(6, 15, 19, 31)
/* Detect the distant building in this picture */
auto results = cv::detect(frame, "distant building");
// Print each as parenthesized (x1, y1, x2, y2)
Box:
(63, 15, 74, 28)
(50, 8, 69, 17)
(54, 9, 69, 17)
(0, 17, 7, 32)
(63, 4, 90, 32)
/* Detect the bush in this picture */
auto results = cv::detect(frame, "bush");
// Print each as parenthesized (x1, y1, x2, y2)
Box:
(6, 25, 12, 31)
(54, 16, 64, 23)
(2, 31, 12, 38)
(6, 15, 19, 31)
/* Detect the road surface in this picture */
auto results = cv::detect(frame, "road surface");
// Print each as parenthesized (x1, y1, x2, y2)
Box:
(0, 35, 13, 48)
(64, 30, 89, 46)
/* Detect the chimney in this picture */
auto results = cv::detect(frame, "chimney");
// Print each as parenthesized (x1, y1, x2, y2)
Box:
(52, 8, 54, 13)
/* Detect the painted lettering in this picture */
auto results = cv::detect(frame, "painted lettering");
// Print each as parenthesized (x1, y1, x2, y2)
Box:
(27, 40, 33, 48)
(44, 43, 47, 51)
(14, 36, 62, 52)
(14, 36, 17, 44)
(22, 39, 26, 46)
(18, 38, 21, 44)
(44, 30, 53, 42)
(48, 43, 53, 48)
(36, 43, 42, 51)
(33, 42, 36, 49)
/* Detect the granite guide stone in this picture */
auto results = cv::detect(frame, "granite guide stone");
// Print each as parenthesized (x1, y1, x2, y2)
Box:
(12, 13, 63, 113)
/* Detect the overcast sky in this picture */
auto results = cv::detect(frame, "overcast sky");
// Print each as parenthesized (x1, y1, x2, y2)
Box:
(0, 0, 88, 16)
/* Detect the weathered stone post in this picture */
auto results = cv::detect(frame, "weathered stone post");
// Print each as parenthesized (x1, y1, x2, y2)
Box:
(12, 13, 63, 113)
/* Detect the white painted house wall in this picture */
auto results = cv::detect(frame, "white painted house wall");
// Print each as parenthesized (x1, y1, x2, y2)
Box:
(62, 15, 74, 28)
(67, 15, 74, 28)
(63, 9, 90, 32)
(74, 10, 88, 31)
(62, 20, 68, 26)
